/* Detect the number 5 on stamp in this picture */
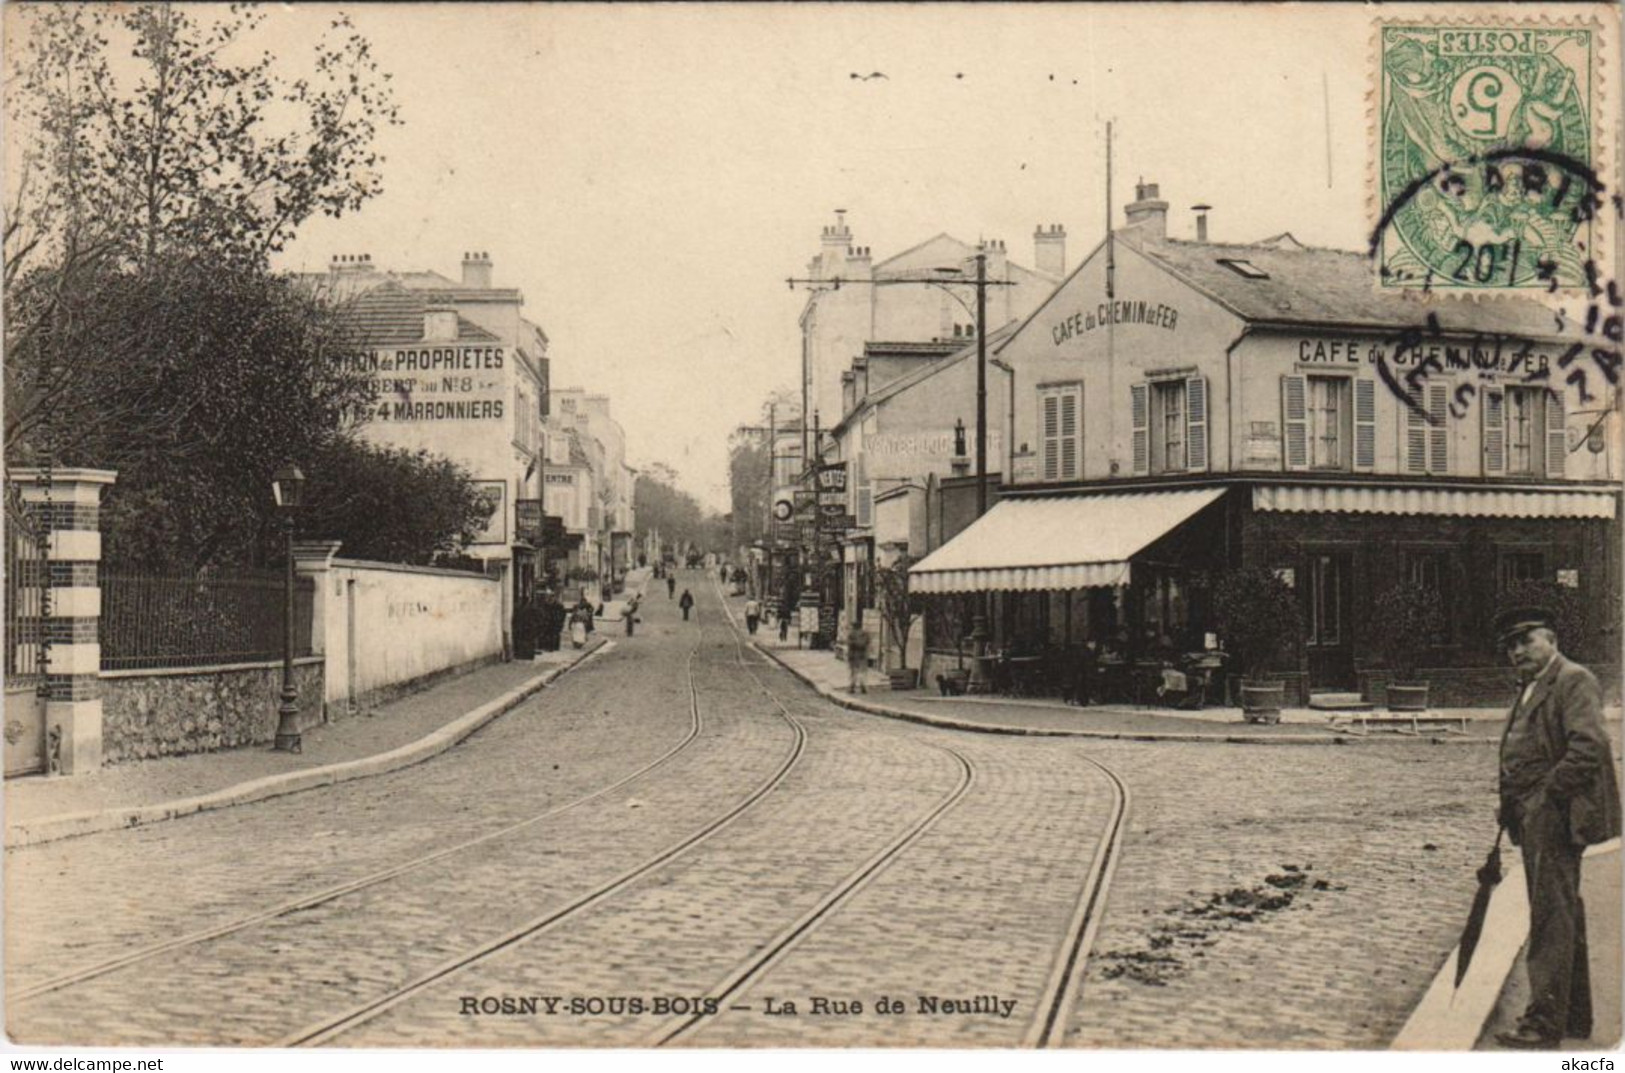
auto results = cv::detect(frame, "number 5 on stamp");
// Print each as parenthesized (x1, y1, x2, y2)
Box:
(1373, 21, 1607, 293)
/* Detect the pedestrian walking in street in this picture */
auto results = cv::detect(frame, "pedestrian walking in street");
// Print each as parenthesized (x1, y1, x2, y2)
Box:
(846, 623, 869, 694)
(569, 604, 591, 649)
(1492, 606, 1620, 1049)
(779, 600, 792, 642)
(679, 589, 695, 621)
(667, 575, 676, 599)
(624, 595, 640, 637)
(744, 596, 761, 636)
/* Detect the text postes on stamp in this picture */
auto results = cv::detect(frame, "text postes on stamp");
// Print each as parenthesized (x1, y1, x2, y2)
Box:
(1375, 22, 1603, 293)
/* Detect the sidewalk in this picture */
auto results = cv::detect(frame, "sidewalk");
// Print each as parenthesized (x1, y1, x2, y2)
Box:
(4, 640, 610, 848)
(750, 633, 1511, 745)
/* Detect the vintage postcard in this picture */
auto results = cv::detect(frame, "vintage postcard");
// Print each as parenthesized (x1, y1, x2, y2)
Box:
(3, 2, 1620, 1064)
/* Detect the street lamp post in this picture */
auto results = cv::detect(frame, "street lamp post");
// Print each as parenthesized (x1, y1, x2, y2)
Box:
(271, 464, 306, 753)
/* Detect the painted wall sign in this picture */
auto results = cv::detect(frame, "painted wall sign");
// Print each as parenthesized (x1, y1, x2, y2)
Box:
(1051, 299, 1180, 345)
(867, 431, 1002, 458)
(1292, 336, 1554, 378)
(544, 473, 575, 485)
(345, 346, 508, 423)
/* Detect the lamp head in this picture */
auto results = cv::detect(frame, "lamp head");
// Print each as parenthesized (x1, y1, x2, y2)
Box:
(272, 464, 306, 510)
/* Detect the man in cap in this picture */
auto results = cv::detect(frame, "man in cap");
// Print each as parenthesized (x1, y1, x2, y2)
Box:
(1493, 606, 1620, 1049)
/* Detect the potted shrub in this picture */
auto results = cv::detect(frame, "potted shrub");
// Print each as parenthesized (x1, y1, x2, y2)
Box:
(1212, 565, 1302, 724)
(875, 555, 924, 689)
(1370, 581, 1445, 711)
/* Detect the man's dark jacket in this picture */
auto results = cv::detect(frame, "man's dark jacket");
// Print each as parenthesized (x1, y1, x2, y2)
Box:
(1500, 654, 1622, 847)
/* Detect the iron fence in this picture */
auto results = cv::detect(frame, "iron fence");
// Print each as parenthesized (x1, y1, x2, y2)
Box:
(101, 567, 314, 671)
(5, 485, 47, 683)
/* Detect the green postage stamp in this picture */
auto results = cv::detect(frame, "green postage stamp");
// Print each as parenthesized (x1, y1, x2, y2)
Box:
(1374, 20, 1606, 292)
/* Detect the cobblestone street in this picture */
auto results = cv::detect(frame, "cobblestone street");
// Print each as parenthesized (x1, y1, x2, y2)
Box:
(2, 577, 1539, 1048)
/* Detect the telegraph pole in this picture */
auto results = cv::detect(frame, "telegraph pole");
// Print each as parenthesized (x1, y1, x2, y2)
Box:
(787, 257, 1013, 664)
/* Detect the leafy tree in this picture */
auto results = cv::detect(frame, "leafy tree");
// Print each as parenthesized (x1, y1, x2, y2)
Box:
(297, 442, 498, 567)
(1369, 581, 1446, 684)
(1212, 566, 1303, 683)
(728, 433, 769, 550)
(874, 555, 924, 670)
(634, 468, 713, 557)
(7, 3, 400, 270)
(1, 5, 476, 572)
(17, 255, 380, 570)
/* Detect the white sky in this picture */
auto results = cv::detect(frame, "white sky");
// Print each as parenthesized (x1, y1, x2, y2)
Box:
(258, 2, 1598, 510)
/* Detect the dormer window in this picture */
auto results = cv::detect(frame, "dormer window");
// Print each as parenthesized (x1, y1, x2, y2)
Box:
(1217, 258, 1269, 279)
(424, 308, 459, 341)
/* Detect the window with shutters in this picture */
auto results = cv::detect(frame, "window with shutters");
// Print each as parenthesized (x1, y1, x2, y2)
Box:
(1151, 380, 1187, 473)
(1307, 376, 1351, 470)
(1037, 383, 1082, 481)
(1403, 383, 1450, 474)
(1505, 386, 1547, 475)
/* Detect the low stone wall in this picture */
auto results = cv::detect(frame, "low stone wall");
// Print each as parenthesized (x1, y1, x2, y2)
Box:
(100, 658, 323, 765)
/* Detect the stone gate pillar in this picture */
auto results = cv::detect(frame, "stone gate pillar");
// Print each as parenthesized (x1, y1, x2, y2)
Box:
(9, 468, 117, 775)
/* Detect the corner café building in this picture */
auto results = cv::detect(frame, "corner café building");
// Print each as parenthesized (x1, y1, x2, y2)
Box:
(909, 185, 1620, 706)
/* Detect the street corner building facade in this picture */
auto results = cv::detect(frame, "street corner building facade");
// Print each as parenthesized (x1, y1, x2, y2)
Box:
(316, 252, 552, 640)
(907, 183, 1621, 707)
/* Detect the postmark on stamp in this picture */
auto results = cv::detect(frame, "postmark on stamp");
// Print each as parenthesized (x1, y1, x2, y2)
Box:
(1373, 20, 1607, 293)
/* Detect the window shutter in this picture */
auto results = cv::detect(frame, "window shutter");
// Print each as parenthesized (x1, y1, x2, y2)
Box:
(1404, 390, 1428, 474)
(1186, 375, 1209, 472)
(1482, 387, 1505, 474)
(1060, 386, 1080, 479)
(1545, 390, 1567, 478)
(1281, 375, 1308, 471)
(857, 486, 873, 527)
(1130, 383, 1149, 475)
(1354, 378, 1375, 471)
(1428, 383, 1449, 473)
(1041, 393, 1060, 481)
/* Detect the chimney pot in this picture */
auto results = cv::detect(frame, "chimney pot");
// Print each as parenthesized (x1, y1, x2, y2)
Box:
(462, 251, 494, 288)
(1125, 180, 1170, 241)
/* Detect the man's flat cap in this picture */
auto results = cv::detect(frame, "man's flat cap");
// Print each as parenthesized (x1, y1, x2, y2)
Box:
(1494, 606, 1555, 646)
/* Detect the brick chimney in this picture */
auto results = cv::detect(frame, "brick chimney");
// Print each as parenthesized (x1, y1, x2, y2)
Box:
(1123, 180, 1168, 241)
(845, 244, 874, 281)
(1033, 224, 1066, 277)
(818, 210, 854, 278)
(461, 251, 493, 288)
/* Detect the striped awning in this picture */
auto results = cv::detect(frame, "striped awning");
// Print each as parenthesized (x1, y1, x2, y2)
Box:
(908, 488, 1225, 594)
(1252, 484, 1617, 519)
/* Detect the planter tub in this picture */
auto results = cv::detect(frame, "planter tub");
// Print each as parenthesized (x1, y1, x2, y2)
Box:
(1240, 682, 1285, 724)
(1387, 683, 1430, 712)
(888, 668, 920, 691)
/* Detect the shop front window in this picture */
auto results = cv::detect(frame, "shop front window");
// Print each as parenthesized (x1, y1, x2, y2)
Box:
(1499, 550, 1546, 590)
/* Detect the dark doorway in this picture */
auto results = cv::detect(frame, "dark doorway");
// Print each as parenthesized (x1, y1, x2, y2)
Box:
(1305, 551, 1355, 690)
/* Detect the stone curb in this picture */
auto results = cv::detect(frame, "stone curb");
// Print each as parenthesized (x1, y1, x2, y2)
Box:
(750, 643, 1499, 747)
(4, 639, 613, 851)
(1392, 839, 1620, 1050)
